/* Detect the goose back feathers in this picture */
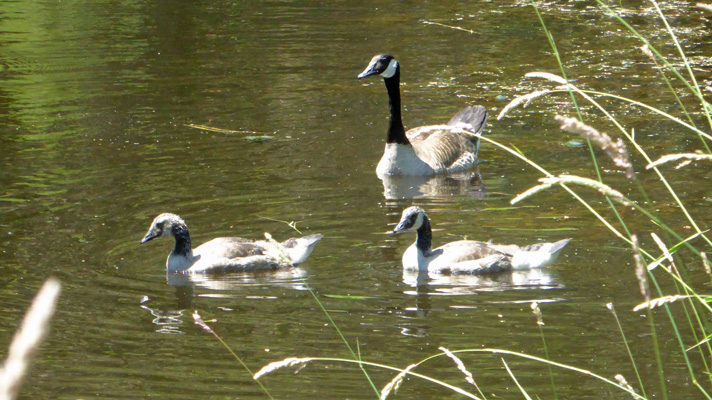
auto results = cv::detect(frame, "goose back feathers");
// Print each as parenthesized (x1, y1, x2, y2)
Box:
(393, 207, 571, 274)
(359, 54, 488, 177)
(141, 213, 323, 273)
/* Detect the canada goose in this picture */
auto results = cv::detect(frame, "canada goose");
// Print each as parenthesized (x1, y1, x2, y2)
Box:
(358, 54, 488, 177)
(141, 213, 323, 273)
(392, 206, 571, 274)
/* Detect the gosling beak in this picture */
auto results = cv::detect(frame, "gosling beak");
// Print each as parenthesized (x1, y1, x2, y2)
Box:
(393, 221, 408, 234)
(141, 232, 157, 244)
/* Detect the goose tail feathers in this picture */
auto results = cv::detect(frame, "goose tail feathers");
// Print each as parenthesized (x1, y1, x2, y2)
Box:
(447, 105, 488, 135)
(511, 238, 572, 270)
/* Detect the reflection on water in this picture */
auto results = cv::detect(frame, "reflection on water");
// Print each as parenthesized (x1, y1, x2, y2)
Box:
(140, 304, 188, 335)
(141, 267, 310, 334)
(165, 267, 309, 293)
(380, 169, 486, 200)
(401, 267, 561, 292)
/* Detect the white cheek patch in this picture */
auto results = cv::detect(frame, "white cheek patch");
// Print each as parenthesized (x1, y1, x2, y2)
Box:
(413, 212, 423, 229)
(381, 59, 398, 78)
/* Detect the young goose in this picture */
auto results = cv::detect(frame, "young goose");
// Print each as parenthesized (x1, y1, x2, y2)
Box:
(393, 207, 571, 274)
(141, 213, 323, 273)
(358, 54, 488, 177)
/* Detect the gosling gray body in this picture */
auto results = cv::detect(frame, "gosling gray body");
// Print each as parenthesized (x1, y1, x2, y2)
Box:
(393, 207, 571, 274)
(141, 213, 323, 273)
(358, 54, 488, 177)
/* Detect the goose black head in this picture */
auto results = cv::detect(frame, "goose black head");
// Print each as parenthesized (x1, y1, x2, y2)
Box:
(393, 206, 426, 234)
(358, 54, 399, 79)
(141, 213, 186, 244)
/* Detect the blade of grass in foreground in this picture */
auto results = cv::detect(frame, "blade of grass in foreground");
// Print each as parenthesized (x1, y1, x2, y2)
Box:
(192, 311, 275, 400)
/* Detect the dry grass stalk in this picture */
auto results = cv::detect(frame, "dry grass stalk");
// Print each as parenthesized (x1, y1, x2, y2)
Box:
(698, 3, 712, 12)
(253, 357, 315, 380)
(510, 181, 555, 204)
(639, 44, 655, 60)
(524, 71, 568, 84)
(0, 279, 61, 400)
(630, 235, 651, 304)
(512, 174, 630, 205)
(192, 311, 215, 334)
(633, 295, 688, 312)
(614, 374, 637, 398)
(650, 233, 673, 265)
(645, 152, 712, 169)
(555, 115, 634, 179)
(550, 175, 629, 204)
(438, 347, 476, 386)
(497, 89, 552, 120)
(702, 252, 712, 277)
(530, 302, 544, 326)
(380, 363, 418, 400)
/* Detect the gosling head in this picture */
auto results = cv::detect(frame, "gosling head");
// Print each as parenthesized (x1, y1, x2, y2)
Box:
(358, 54, 399, 80)
(393, 206, 427, 234)
(141, 213, 186, 244)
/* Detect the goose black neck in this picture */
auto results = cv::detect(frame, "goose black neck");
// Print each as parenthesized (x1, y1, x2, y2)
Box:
(415, 215, 432, 253)
(384, 69, 409, 145)
(172, 224, 192, 257)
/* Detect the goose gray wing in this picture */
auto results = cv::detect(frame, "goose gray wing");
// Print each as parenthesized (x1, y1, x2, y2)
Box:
(187, 255, 285, 273)
(428, 240, 513, 274)
(193, 237, 267, 259)
(407, 126, 480, 171)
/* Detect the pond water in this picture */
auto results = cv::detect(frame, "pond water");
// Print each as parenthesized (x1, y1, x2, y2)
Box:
(1, 1, 711, 398)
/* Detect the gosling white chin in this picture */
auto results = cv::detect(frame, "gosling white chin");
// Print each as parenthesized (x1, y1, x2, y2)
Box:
(141, 213, 323, 273)
(358, 54, 488, 177)
(393, 206, 571, 274)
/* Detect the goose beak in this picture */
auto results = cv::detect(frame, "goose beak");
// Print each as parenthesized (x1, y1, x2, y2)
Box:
(141, 232, 157, 244)
(358, 60, 379, 79)
(358, 68, 375, 79)
(393, 221, 407, 234)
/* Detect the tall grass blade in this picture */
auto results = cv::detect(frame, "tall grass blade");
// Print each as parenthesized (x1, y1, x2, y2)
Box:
(0, 279, 61, 400)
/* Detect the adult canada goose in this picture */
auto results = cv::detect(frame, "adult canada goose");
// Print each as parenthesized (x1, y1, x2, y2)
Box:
(392, 206, 571, 274)
(358, 54, 488, 177)
(141, 213, 323, 273)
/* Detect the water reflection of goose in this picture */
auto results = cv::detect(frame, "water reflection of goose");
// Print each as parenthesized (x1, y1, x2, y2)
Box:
(358, 54, 488, 177)
(393, 207, 572, 274)
(380, 169, 485, 200)
(140, 267, 310, 334)
(401, 268, 560, 291)
(165, 267, 309, 292)
(140, 213, 322, 273)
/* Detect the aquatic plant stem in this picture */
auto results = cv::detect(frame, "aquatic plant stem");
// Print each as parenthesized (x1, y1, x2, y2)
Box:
(263, 217, 380, 396)
(607, 303, 648, 398)
(519, 77, 712, 249)
(594, 0, 712, 143)
(192, 311, 275, 400)
(530, 0, 635, 250)
(502, 358, 533, 400)
(301, 279, 380, 397)
(257, 356, 482, 399)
